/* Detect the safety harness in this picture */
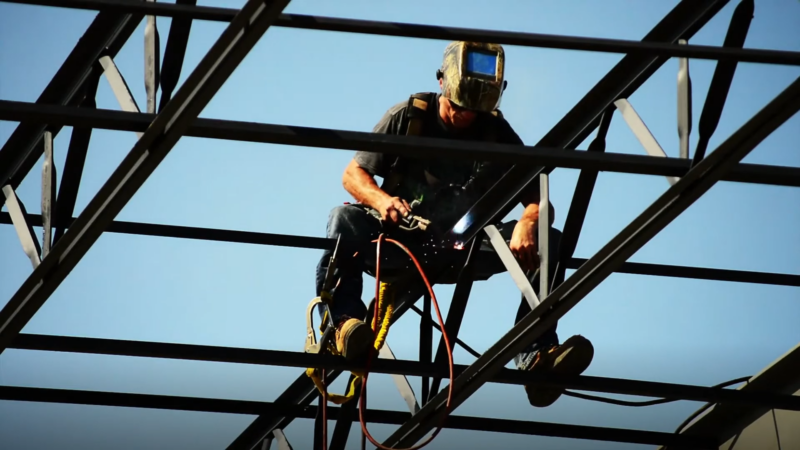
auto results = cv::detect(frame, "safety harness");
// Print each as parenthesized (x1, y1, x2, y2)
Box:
(382, 92, 504, 196)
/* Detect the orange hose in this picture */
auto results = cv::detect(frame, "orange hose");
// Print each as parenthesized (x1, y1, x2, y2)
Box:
(356, 234, 456, 450)
(322, 369, 328, 450)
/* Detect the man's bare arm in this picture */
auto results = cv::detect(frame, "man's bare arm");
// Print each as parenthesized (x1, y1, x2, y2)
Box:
(509, 191, 555, 271)
(342, 159, 410, 224)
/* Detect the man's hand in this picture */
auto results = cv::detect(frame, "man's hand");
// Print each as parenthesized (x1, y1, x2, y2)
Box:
(377, 196, 411, 225)
(510, 218, 539, 272)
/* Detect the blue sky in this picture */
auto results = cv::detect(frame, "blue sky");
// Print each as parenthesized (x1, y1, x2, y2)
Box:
(1, 0, 799, 449)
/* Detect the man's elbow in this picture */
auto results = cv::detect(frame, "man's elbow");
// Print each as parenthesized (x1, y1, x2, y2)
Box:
(342, 159, 365, 194)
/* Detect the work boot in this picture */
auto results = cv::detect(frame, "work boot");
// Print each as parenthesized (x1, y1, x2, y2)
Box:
(524, 335, 594, 407)
(335, 316, 375, 361)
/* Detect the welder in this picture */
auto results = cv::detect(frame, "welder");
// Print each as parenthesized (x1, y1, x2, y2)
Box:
(314, 41, 594, 408)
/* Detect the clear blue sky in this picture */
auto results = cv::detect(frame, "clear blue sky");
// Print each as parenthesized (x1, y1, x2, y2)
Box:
(1, 0, 799, 449)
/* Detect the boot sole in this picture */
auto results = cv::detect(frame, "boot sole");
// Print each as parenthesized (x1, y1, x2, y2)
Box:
(526, 336, 594, 407)
(341, 321, 375, 361)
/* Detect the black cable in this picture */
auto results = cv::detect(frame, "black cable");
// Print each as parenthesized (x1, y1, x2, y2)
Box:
(560, 376, 752, 411)
(674, 376, 751, 433)
(772, 408, 782, 450)
(563, 390, 673, 407)
(401, 314, 752, 413)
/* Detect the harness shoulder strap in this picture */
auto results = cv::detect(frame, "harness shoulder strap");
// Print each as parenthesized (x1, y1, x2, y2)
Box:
(405, 92, 436, 136)
(382, 93, 436, 195)
(482, 109, 504, 143)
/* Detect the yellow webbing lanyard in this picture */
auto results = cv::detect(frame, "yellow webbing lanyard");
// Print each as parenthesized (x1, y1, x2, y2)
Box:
(306, 282, 395, 404)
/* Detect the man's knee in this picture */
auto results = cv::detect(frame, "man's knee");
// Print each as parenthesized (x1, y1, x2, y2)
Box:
(327, 204, 377, 239)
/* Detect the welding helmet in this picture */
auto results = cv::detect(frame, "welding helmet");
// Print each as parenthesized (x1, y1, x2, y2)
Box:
(436, 41, 507, 112)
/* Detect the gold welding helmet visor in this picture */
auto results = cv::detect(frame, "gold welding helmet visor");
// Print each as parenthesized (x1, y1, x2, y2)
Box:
(438, 42, 505, 112)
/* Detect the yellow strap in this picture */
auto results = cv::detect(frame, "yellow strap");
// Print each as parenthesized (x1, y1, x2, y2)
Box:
(304, 283, 395, 404)
(374, 282, 394, 351)
(306, 367, 363, 404)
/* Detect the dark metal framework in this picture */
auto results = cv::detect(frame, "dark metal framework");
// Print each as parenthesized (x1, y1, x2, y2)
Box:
(0, 0, 798, 449)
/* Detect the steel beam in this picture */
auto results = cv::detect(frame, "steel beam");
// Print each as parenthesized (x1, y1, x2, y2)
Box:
(99, 55, 143, 121)
(0, 9, 142, 190)
(379, 344, 420, 414)
(677, 39, 692, 160)
(0, 0, 293, 354)
(380, 74, 800, 448)
(144, 0, 160, 115)
(40, 131, 56, 258)
(693, 0, 755, 164)
(2, 212, 798, 288)
(554, 109, 613, 289)
(6, 0, 800, 66)
(13, 333, 800, 411)
(3, 101, 799, 188)
(0, 385, 715, 448)
(615, 98, 680, 185)
(428, 237, 480, 401)
(485, 225, 539, 309)
(158, 0, 197, 111)
(2, 186, 42, 268)
(327, 343, 421, 450)
(52, 67, 101, 245)
(409, 304, 481, 358)
(272, 429, 292, 450)
(419, 293, 432, 404)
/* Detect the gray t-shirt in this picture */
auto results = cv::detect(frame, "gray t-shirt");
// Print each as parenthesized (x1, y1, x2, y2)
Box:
(354, 93, 538, 206)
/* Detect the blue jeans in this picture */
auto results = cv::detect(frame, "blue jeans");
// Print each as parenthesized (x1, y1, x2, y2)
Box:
(315, 204, 561, 370)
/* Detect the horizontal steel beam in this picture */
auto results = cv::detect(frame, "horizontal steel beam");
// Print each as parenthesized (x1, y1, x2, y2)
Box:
(0, 385, 714, 448)
(4, 0, 800, 66)
(2, 213, 798, 288)
(10, 333, 800, 411)
(1, 100, 798, 188)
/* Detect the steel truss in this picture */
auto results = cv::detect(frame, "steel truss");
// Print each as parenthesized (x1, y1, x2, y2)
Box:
(0, 0, 798, 449)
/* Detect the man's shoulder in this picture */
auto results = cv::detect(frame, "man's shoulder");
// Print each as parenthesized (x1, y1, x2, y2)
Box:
(483, 110, 523, 144)
(375, 92, 438, 134)
(384, 92, 438, 116)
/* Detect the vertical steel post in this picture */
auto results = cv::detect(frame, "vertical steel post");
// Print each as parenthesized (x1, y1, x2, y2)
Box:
(678, 39, 693, 159)
(41, 130, 56, 258)
(538, 175, 550, 298)
(144, 0, 160, 115)
(420, 293, 432, 404)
